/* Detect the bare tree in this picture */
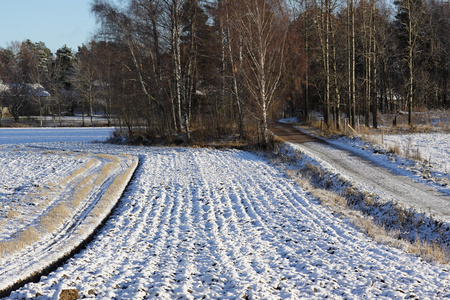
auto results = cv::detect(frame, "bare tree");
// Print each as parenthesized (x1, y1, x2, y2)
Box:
(92, 0, 167, 131)
(163, 0, 185, 133)
(221, 0, 246, 138)
(230, 0, 288, 146)
(395, 0, 424, 126)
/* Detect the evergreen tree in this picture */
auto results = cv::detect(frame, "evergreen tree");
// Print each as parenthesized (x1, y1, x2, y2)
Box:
(55, 45, 75, 90)
(50, 45, 76, 124)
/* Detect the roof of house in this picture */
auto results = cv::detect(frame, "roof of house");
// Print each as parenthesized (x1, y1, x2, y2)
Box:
(0, 83, 51, 97)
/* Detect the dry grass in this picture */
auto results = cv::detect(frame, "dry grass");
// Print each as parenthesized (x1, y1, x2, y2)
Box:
(280, 150, 450, 265)
(37, 195, 51, 211)
(313, 120, 428, 163)
(39, 203, 70, 232)
(410, 239, 449, 263)
(389, 142, 401, 155)
(193, 140, 249, 150)
(72, 174, 96, 207)
(87, 155, 138, 222)
(43, 150, 57, 155)
(0, 154, 112, 258)
(362, 134, 381, 147)
(0, 226, 39, 256)
(6, 210, 19, 219)
(60, 158, 99, 186)
(95, 162, 118, 187)
(0, 153, 138, 262)
(294, 171, 449, 264)
(96, 154, 119, 163)
(306, 110, 450, 142)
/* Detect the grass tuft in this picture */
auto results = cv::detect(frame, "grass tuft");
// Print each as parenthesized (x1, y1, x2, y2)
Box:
(0, 226, 39, 256)
(40, 203, 70, 232)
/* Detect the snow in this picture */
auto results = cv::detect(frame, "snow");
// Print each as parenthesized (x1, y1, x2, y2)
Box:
(326, 131, 450, 197)
(0, 128, 449, 299)
(0, 127, 114, 144)
(0, 148, 90, 241)
(280, 119, 450, 199)
(0, 131, 137, 296)
(382, 133, 449, 177)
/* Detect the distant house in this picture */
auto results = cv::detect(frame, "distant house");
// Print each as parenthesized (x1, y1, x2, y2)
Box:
(0, 83, 51, 97)
(0, 82, 51, 121)
(0, 83, 8, 94)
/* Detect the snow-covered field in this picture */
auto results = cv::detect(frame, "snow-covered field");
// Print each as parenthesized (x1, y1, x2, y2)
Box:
(0, 148, 90, 242)
(0, 129, 137, 297)
(0, 128, 449, 299)
(0, 127, 114, 144)
(382, 133, 449, 176)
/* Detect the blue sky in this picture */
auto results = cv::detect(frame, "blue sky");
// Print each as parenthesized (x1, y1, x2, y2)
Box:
(0, 0, 97, 54)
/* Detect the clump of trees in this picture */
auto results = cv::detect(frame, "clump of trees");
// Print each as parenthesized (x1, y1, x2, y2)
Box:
(88, 0, 291, 146)
(0, 41, 79, 127)
(287, 0, 449, 130)
(0, 0, 448, 146)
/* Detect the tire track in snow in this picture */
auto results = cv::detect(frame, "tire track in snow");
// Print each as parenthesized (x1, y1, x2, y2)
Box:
(0, 152, 137, 297)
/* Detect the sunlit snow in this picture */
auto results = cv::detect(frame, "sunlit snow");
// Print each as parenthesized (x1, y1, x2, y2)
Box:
(0, 128, 448, 299)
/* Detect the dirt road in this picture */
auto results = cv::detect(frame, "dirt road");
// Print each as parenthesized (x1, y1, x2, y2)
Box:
(270, 122, 450, 222)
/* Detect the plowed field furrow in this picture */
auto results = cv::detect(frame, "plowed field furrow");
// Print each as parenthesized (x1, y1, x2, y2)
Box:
(9, 147, 450, 300)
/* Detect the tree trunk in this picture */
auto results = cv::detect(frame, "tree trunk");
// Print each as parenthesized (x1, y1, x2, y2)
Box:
(90, 84, 94, 126)
(351, 0, 356, 128)
(171, 0, 183, 133)
(371, 0, 378, 129)
(347, 0, 352, 126)
(314, 0, 331, 127)
(332, 30, 341, 131)
(304, 0, 310, 120)
(325, 0, 331, 127)
(364, 5, 371, 128)
(226, 11, 245, 139)
(408, 2, 414, 126)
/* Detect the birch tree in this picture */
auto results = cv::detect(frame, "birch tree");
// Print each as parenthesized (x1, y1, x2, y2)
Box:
(221, 0, 246, 139)
(231, 0, 288, 146)
(394, 0, 423, 126)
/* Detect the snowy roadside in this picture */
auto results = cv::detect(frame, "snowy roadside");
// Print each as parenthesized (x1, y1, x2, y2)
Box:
(292, 124, 450, 197)
(327, 132, 449, 195)
(276, 141, 450, 248)
(268, 121, 450, 255)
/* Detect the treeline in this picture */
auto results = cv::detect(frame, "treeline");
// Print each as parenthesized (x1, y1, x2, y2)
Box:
(0, 41, 113, 127)
(0, 0, 448, 145)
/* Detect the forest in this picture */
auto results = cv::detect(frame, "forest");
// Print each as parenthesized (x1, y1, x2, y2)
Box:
(0, 0, 448, 146)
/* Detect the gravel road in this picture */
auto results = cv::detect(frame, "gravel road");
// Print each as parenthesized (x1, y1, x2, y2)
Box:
(270, 122, 450, 222)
